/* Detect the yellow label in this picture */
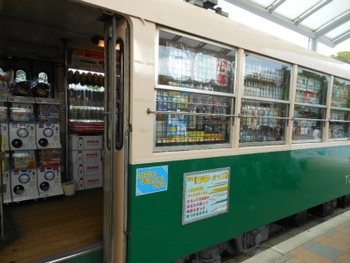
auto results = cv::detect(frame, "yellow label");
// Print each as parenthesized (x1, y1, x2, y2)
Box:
(209, 186, 229, 194)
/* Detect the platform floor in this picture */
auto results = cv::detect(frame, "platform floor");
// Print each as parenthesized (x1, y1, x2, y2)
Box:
(0, 188, 103, 263)
(230, 210, 350, 263)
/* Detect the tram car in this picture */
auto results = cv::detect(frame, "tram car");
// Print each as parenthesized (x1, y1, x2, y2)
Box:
(1, 0, 350, 262)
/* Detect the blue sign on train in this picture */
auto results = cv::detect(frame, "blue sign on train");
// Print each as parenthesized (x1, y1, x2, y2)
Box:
(136, 165, 168, 196)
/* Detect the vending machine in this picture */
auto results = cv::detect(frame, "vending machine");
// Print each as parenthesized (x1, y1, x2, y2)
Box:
(1, 95, 12, 203)
(2, 170, 12, 204)
(10, 150, 39, 202)
(35, 98, 61, 149)
(35, 98, 63, 198)
(0, 95, 9, 151)
(37, 166, 63, 198)
(11, 168, 39, 202)
(0, 95, 12, 203)
(8, 96, 36, 150)
(7, 96, 38, 202)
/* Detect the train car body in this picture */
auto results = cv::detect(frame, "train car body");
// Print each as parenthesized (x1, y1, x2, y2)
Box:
(1, 0, 350, 263)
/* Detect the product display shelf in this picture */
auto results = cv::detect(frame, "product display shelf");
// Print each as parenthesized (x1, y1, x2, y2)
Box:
(68, 68, 105, 135)
(155, 92, 231, 146)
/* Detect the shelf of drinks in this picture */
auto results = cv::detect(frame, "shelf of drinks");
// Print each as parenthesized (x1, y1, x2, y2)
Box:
(329, 123, 349, 139)
(295, 91, 325, 105)
(156, 135, 227, 146)
(241, 95, 289, 105)
(292, 133, 321, 139)
(332, 82, 349, 108)
(156, 99, 230, 110)
(331, 99, 350, 109)
(69, 121, 104, 134)
(243, 85, 286, 101)
(294, 103, 327, 110)
(157, 79, 234, 95)
(244, 68, 284, 84)
(239, 140, 284, 146)
(243, 74, 286, 98)
(239, 125, 284, 144)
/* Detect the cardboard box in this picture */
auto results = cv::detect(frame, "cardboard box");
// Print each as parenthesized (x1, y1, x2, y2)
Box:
(70, 161, 103, 178)
(69, 150, 101, 165)
(74, 174, 103, 191)
(69, 135, 103, 150)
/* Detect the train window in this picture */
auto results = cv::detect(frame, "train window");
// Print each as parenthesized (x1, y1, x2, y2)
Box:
(295, 68, 328, 106)
(155, 30, 236, 150)
(329, 77, 350, 140)
(38, 72, 48, 83)
(240, 99, 288, 145)
(292, 105, 326, 141)
(240, 54, 291, 146)
(244, 55, 291, 101)
(16, 69, 27, 82)
(293, 68, 329, 143)
(158, 31, 235, 94)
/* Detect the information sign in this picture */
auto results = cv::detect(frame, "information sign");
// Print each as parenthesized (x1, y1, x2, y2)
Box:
(136, 165, 168, 196)
(182, 167, 230, 224)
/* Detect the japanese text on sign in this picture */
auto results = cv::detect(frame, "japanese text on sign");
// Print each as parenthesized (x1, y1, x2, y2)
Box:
(182, 168, 230, 225)
(136, 166, 168, 196)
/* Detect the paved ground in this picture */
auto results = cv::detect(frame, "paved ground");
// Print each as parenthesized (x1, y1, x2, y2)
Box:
(223, 207, 350, 263)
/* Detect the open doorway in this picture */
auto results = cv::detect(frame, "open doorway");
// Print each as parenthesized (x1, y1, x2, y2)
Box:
(0, 0, 121, 262)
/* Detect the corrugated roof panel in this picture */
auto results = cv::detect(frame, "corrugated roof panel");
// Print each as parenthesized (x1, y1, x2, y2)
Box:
(300, 0, 350, 31)
(325, 20, 350, 39)
(273, 0, 320, 21)
(223, 0, 350, 47)
(249, 0, 274, 9)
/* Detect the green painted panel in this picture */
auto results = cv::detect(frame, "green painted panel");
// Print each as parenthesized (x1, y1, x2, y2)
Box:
(128, 146, 350, 263)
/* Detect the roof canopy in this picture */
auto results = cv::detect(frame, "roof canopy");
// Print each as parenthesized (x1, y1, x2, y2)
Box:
(223, 0, 350, 50)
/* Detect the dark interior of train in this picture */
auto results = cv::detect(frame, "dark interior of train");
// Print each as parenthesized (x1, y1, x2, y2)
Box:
(0, 0, 108, 261)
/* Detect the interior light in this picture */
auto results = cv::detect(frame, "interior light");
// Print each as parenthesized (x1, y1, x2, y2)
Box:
(97, 39, 104, 48)
(91, 36, 120, 50)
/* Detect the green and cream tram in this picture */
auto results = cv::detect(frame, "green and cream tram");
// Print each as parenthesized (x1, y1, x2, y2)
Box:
(0, 0, 350, 262)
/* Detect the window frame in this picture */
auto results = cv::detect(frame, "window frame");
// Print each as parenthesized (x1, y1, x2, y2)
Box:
(292, 67, 330, 144)
(328, 76, 350, 141)
(153, 28, 238, 152)
(239, 53, 293, 147)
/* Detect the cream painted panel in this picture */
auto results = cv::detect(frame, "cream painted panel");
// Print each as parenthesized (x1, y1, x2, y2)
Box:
(79, 0, 350, 79)
(133, 141, 350, 165)
(75, 1, 350, 165)
(128, 18, 350, 165)
(128, 17, 156, 163)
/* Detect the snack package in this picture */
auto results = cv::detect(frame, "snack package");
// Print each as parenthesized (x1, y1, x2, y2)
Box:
(0, 69, 13, 95)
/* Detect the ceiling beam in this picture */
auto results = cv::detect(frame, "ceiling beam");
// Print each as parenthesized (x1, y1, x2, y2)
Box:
(267, 0, 285, 14)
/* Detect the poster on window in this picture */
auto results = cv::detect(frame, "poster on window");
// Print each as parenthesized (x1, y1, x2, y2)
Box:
(182, 167, 230, 225)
